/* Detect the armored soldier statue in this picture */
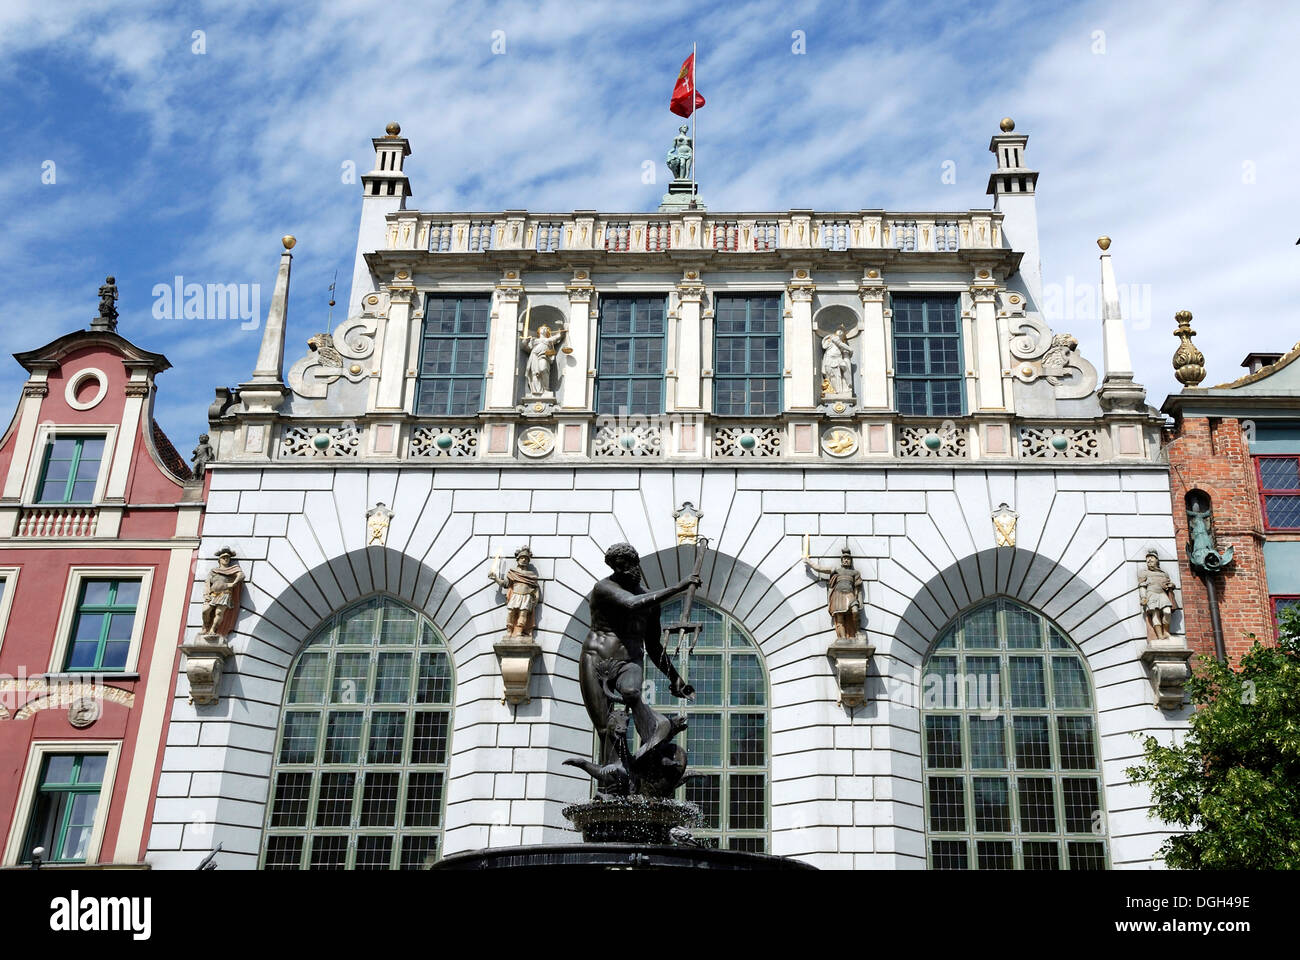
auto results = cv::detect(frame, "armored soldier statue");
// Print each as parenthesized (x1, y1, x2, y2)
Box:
(488, 545, 541, 639)
(200, 547, 245, 639)
(806, 547, 866, 640)
(1138, 551, 1178, 640)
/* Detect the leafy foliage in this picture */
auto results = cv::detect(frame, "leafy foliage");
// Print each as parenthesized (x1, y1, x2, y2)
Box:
(1127, 609, 1300, 868)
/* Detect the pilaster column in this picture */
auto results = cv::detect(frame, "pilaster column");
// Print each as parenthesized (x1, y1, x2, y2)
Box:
(562, 270, 594, 410)
(858, 271, 889, 409)
(675, 268, 705, 410)
(487, 275, 524, 410)
(786, 269, 816, 411)
(969, 272, 1006, 411)
(375, 284, 415, 411)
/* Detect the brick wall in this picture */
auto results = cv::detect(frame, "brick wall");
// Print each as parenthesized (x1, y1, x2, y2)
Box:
(1164, 416, 1273, 663)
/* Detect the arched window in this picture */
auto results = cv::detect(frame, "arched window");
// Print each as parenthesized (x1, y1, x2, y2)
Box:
(920, 598, 1108, 870)
(640, 598, 769, 851)
(261, 597, 453, 870)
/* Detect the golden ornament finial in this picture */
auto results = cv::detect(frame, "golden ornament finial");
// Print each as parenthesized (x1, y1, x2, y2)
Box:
(385, 121, 401, 136)
(999, 117, 1015, 132)
(1097, 236, 1111, 251)
(281, 235, 296, 250)
(1172, 309, 1206, 387)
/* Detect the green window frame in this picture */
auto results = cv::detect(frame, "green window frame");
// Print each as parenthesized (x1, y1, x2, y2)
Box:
(595, 296, 667, 415)
(36, 435, 105, 504)
(633, 599, 769, 851)
(891, 293, 964, 416)
(920, 598, 1109, 870)
(22, 753, 107, 863)
(261, 597, 454, 870)
(65, 579, 140, 672)
(713, 294, 782, 416)
(415, 296, 490, 416)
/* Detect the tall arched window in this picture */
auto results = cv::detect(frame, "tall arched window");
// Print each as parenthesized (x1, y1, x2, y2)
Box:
(261, 597, 453, 870)
(639, 599, 769, 852)
(920, 598, 1108, 870)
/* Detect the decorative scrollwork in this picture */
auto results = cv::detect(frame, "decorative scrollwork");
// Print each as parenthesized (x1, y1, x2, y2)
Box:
(713, 425, 782, 458)
(897, 423, 968, 458)
(592, 419, 663, 457)
(287, 316, 377, 399)
(280, 423, 363, 458)
(1009, 316, 1052, 361)
(1018, 426, 1102, 459)
(410, 426, 479, 458)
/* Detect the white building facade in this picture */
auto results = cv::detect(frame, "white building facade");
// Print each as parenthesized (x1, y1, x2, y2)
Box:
(147, 120, 1190, 870)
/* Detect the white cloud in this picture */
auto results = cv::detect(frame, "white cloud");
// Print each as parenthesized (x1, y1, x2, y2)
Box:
(0, 0, 1295, 443)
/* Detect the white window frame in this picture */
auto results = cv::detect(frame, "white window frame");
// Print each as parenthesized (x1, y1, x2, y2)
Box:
(2, 739, 122, 866)
(21, 424, 119, 506)
(0, 566, 19, 656)
(47, 566, 154, 676)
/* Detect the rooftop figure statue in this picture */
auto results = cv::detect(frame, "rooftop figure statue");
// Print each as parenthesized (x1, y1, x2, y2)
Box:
(666, 125, 694, 182)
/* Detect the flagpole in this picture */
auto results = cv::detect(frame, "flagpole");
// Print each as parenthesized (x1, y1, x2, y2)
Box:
(691, 40, 698, 203)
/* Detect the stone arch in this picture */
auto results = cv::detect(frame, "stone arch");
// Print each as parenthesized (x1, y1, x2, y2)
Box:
(153, 544, 482, 869)
(813, 302, 860, 334)
(879, 545, 1161, 868)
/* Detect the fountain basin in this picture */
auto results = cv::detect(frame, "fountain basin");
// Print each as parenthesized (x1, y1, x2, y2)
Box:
(561, 796, 700, 844)
(433, 842, 815, 871)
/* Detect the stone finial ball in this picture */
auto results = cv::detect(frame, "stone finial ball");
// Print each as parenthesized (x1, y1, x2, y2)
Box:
(282, 235, 296, 250)
(386, 121, 401, 136)
(1097, 236, 1111, 251)
(999, 117, 1015, 132)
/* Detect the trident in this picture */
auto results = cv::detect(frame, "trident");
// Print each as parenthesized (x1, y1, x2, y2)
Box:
(670, 535, 712, 671)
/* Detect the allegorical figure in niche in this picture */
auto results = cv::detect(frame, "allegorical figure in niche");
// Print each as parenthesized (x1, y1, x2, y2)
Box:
(565, 543, 699, 797)
(805, 546, 866, 640)
(522, 325, 566, 397)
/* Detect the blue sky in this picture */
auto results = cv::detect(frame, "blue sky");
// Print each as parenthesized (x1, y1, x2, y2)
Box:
(1, 0, 1296, 447)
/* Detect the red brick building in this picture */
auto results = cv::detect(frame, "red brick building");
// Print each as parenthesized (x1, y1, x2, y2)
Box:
(0, 284, 202, 867)
(1164, 326, 1300, 663)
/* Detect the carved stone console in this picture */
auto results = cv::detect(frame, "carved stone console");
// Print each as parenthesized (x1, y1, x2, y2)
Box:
(1140, 641, 1193, 710)
(180, 637, 235, 706)
(493, 638, 542, 705)
(826, 637, 876, 709)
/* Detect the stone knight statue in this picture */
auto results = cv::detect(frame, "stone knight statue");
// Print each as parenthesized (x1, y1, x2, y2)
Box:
(488, 545, 541, 639)
(806, 546, 866, 640)
(200, 547, 245, 639)
(1138, 551, 1178, 640)
(666, 125, 694, 181)
(564, 543, 700, 797)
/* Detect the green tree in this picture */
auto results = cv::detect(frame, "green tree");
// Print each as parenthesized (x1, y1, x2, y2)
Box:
(1127, 608, 1300, 868)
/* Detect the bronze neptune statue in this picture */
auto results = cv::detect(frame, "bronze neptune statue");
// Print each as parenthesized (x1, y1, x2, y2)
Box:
(564, 542, 702, 798)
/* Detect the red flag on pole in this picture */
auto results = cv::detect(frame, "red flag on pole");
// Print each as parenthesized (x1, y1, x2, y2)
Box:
(670, 52, 705, 117)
